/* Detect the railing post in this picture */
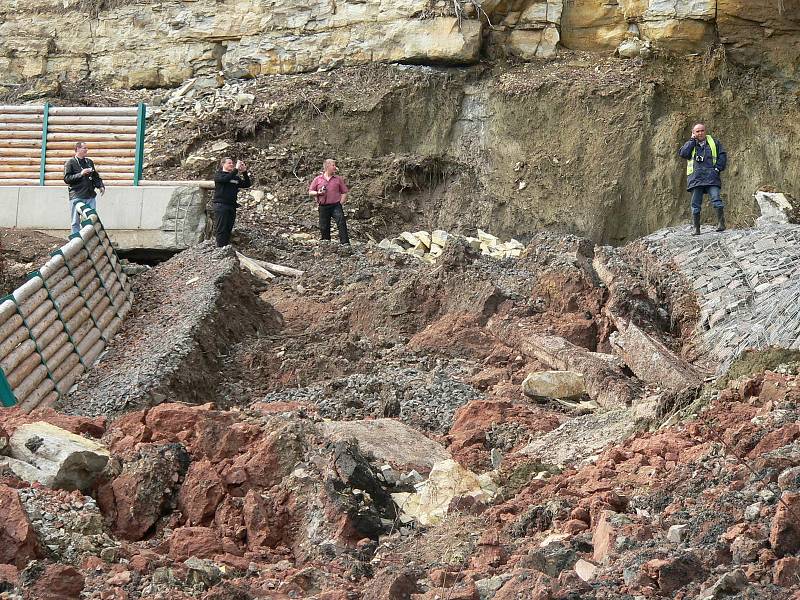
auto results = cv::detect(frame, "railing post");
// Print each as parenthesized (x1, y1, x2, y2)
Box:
(39, 103, 50, 186)
(133, 102, 146, 186)
(0, 370, 16, 407)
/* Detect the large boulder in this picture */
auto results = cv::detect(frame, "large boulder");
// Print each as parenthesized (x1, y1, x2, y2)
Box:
(770, 491, 800, 557)
(99, 443, 190, 540)
(522, 370, 586, 400)
(29, 564, 84, 600)
(5, 422, 109, 492)
(321, 418, 451, 474)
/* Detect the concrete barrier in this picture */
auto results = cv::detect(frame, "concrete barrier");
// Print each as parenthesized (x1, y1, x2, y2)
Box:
(1, 185, 207, 251)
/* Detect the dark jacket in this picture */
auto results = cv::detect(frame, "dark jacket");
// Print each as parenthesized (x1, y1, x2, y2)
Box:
(213, 169, 252, 208)
(678, 137, 727, 190)
(64, 157, 104, 202)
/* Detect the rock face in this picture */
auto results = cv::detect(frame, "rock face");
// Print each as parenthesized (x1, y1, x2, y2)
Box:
(0, 0, 797, 87)
(717, 1, 800, 83)
(0, 0, 482, 86)
(4, 422, 109, 492)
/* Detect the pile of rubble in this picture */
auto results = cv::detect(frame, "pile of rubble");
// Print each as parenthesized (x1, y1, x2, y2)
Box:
(143, 78, 259, 169)
(377, 228, 525, 262)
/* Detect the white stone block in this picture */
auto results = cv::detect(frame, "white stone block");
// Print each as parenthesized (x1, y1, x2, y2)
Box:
(140, 187, 177, 229)
(101, 187, 144, 229)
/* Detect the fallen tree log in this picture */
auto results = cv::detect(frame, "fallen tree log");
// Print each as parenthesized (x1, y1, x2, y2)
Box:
(489, 317, 641, 407)
(236, 252, 276, 280)
(252, 258, 303, 278)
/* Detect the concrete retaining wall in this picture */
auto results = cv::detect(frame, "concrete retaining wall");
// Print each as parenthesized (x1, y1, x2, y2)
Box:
(0, 203, 133, 411)
(1, 185, 207, 251)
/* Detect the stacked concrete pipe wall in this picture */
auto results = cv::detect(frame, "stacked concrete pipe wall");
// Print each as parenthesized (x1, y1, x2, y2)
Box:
(0, 203, 133, 410)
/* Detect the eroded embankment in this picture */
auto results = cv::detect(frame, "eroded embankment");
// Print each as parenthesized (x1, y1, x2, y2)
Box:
(137, 58, 800, 245)
(55, 242, 282, 417)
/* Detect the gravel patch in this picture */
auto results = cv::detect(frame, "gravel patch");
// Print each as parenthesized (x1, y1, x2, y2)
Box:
(260, 358, 482, 433)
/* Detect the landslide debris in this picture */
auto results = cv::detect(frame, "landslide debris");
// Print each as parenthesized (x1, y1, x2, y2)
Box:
(54, 242, 281, 418)
(1, 367, 799, 599)
(3, 180, 800, 599)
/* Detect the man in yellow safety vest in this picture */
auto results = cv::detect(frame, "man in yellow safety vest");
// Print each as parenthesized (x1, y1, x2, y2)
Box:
(679, 123, 728, 235)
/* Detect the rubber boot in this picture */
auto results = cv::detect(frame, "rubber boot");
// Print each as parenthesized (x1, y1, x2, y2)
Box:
(692, 213, 701, 236)
(715, 207, 726, 232)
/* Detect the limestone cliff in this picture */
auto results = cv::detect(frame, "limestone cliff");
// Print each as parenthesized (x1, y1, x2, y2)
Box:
(1, 1, 798, 88)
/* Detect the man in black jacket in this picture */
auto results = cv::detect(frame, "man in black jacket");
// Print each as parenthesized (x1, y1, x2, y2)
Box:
(213, 157, 251, 247)
(678, 123, 728, 235)
(64, 142, 105, 234)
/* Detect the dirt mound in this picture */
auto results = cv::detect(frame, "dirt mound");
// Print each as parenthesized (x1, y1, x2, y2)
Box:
(55, 242, 281, 417)
(0, 228, 65, 295)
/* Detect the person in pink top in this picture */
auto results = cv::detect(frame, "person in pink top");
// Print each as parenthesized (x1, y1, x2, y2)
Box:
(308, 158, 350, 244)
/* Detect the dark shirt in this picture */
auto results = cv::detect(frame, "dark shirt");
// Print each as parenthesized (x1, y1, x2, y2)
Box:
(213, 169, 252, 208)
(64, 157, 104, 202)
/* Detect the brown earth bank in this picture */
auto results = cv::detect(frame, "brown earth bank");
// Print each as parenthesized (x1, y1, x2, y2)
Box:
(0, 229, 65, 296)
(142, 56, 800, 245)
(9, 53, 800, 246)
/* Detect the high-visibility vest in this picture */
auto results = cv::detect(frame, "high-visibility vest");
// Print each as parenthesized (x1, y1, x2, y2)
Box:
(687, 135, 717, 175)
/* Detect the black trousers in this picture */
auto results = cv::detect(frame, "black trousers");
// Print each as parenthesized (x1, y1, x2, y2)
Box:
(318, 202, 349, 244)
(214, 206, 236, 247)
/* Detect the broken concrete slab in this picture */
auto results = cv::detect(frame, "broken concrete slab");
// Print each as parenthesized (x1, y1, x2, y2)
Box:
(320, 418, 451, 474)
(7, 422, 109, 491)
(518, 407, 635, 467)
(575, 558, 599, 582)
(609, 315, 705, 392)
(522, 370, 586, 399)
(755, 191, 800, 228)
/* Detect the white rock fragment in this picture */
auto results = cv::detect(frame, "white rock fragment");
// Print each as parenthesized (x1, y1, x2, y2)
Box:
(7, 422, 109, 491)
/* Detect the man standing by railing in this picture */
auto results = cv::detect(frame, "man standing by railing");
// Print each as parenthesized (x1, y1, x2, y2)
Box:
(63, 142, 105, 235)
(212, 157, 251, 247)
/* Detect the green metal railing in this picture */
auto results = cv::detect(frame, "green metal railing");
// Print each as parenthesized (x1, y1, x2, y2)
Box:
(133, 102, 146, 186)
(38, 103, 50, 186)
